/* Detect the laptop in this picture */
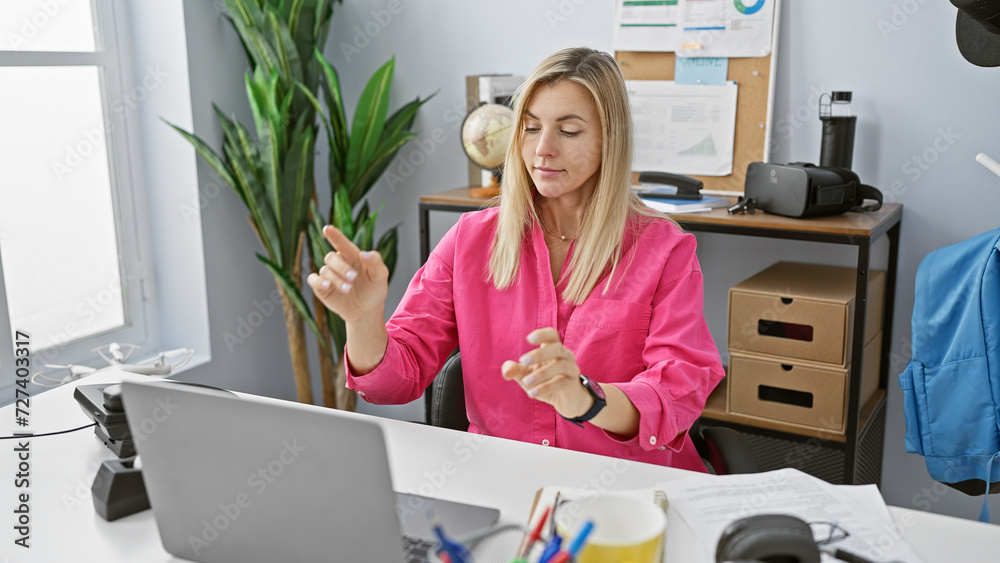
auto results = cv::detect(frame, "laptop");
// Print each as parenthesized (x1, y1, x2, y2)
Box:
(120, 379, 501, 563)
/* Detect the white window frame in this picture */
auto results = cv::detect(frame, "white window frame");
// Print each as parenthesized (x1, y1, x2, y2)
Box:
(0, 0, 158, 394)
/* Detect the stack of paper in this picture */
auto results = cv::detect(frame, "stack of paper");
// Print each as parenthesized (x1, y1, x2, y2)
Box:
(658, 468, 925, 563)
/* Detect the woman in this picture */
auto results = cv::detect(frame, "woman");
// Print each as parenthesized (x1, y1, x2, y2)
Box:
(308, 47, 724, 472)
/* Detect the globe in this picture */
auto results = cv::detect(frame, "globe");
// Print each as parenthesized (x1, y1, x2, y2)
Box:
(461, 103, 514, 175)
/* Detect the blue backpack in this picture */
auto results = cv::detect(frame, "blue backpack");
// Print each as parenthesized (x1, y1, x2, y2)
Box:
(899, 226, 1000, 523)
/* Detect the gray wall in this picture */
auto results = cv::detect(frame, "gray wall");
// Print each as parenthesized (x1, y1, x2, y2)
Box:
(175, 0, 1000, 522)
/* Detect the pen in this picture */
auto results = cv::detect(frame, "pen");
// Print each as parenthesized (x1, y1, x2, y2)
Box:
(543, 519, 594, 563)
(537, 533, 562, 563)
(549, 492, 561, 538)
(567, 519, 595, 558)
(518, 505, 551, 558)
(431, 517, 471, 563)
(535, 492, 562, 563)
(829, 547, 878, 563)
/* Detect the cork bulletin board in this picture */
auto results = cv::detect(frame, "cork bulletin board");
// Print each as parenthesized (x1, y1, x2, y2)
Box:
(616, 51, 774, 194)
(614, 0, 781, 195)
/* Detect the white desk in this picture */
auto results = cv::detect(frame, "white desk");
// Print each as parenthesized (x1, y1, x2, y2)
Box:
(2, 370, 997, 562)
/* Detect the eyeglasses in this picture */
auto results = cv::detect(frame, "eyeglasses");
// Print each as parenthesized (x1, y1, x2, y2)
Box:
(810, 520, 850, 545)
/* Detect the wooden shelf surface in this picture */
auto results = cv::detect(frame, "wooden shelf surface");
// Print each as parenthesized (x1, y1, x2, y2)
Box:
(671, 203, 901, 238)
(419, 187, 496, 208)
(420, 188, 902, 238)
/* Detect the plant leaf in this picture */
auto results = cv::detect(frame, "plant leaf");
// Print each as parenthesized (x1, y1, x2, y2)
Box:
(226, 114, 282, 262)
(347, 129, 415, 204)
(316, 51, 348, 169)
(331, 186, 354, 241)
(269, 10, 311, 120)
(295, 83, 338, 198)
(382, 93, 434, 141)
(245, 71, 285, 259)
(352, 200, 370, 235)
(279, 126, 315, 267)
(258, 253, 333, 361)
(224, 0, 281, 76)
(287, 0, 307, 43)
(165, 120, 236, 194)
(307, 199, 332, 271)
(223, 142, 280, 262)
(313, 0, 336, 55)
(328, 312, 346, 356)
(376, 226, 398, 282)
(345, 57, 393, 188)
(353, 212, 377, 251)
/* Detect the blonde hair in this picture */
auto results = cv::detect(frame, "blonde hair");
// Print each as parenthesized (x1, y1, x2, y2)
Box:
(488, 47, 660, 304)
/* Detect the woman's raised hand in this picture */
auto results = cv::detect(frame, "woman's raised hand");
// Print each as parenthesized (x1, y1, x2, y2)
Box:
(307, 225, 389, 323)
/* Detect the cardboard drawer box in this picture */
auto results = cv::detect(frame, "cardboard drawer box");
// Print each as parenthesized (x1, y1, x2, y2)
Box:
(728, 262, 884, 366)
(727, 335, 881, 434)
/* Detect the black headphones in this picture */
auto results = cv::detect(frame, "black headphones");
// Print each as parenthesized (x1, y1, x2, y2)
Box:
(715, 514, 821, 563)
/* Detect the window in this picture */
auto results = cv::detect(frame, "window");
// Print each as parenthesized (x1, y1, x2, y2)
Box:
(0, 0, 155, 382)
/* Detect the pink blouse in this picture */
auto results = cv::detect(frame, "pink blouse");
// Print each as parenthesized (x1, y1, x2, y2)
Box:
(346, 207, 725, 472)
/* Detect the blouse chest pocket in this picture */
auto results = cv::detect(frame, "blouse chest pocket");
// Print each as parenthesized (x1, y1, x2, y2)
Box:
(564, 299, 652, 380)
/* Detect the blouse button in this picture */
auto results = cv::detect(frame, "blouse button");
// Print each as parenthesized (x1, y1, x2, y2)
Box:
(541, 439, 550, 446)
(657, 446, 666, 451)
(649, 436, 657, 446)
(357, 391, 366, 397)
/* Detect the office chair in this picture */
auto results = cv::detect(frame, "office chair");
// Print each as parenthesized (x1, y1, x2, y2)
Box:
(426, 350, 760, 475)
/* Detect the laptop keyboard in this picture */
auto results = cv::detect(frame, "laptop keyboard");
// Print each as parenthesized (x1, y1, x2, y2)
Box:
(402, 535, 436, 563)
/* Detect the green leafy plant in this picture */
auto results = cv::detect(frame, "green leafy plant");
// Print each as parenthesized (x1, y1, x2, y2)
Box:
(170, 0, 430, 410)
(302, 53, 431, 410)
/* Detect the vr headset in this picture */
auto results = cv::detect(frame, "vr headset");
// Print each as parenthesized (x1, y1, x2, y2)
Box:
(735, 162, 883, 218)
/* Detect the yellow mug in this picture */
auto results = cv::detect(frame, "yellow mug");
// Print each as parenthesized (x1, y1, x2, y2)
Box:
(555, 493, 666, 563)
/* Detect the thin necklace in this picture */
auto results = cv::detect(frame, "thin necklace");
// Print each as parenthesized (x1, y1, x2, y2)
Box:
(538, 216, 577, 241)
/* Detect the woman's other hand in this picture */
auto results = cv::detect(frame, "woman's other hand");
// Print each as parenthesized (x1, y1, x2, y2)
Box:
(307, 225, 389, 323)
(502, 328, 594, 419)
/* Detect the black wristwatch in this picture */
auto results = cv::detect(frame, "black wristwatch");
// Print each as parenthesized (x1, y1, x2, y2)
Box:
(561, 374, 607, 427)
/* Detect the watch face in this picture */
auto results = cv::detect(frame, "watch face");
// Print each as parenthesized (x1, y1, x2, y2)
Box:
(581, 375, 606, 401)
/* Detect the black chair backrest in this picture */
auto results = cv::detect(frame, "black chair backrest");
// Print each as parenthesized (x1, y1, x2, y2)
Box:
(428, 349, 469, 432)
(689, 420, 761, 475)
